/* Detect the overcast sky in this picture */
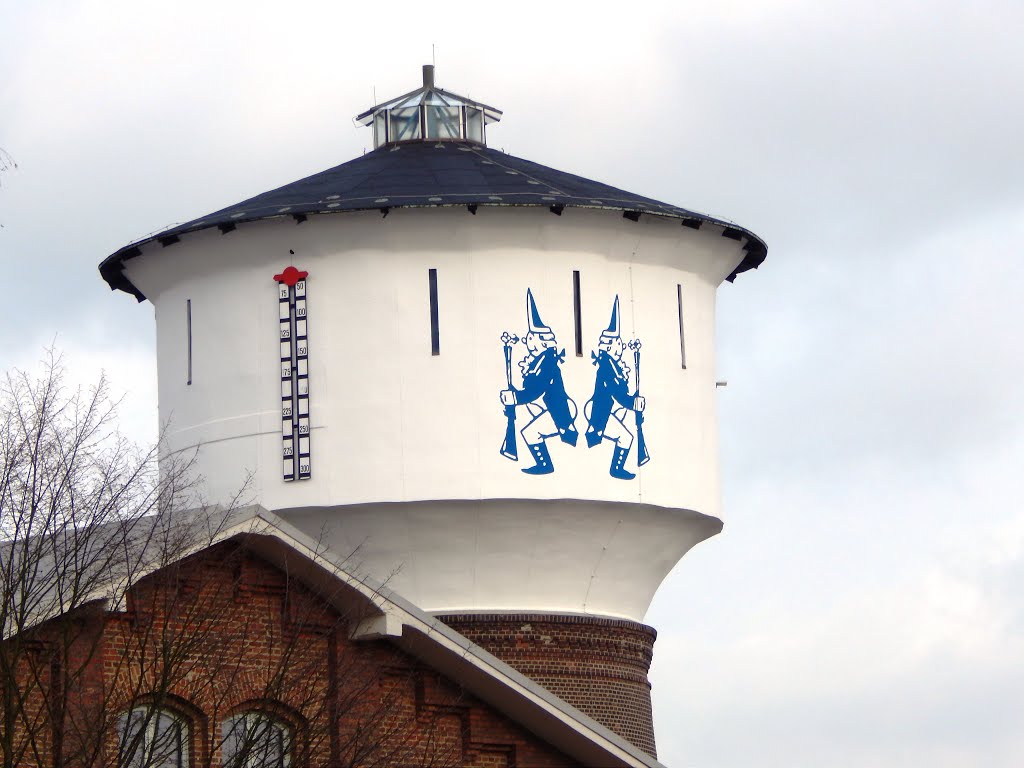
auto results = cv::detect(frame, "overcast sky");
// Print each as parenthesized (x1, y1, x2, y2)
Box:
(2, 1, 1023, 766)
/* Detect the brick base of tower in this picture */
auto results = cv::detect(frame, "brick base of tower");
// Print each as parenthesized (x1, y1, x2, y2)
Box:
(435, 613, 658, 758)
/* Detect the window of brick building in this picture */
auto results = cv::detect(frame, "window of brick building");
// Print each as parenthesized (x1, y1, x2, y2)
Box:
(118, 706, 190, 768)
(221, 712, 292, 768)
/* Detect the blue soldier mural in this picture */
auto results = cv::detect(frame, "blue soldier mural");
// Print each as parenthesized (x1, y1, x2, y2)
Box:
(584, 296, 649, 480)
(499, 289, 579, 475)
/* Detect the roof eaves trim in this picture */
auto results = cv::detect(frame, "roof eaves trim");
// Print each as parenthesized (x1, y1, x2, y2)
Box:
(100, 203, 765, 301)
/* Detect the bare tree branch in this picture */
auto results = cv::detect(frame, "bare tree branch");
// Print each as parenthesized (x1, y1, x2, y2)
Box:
(0, 353, 468, 768)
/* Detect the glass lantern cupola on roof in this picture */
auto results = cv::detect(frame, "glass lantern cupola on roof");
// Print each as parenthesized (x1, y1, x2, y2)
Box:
(355, 65, 502, 148)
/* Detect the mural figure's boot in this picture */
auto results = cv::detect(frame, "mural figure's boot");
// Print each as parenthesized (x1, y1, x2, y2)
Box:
(560, 424, 579, 446)
(522, 442, 554, 475)
(609, 445, 635, 480)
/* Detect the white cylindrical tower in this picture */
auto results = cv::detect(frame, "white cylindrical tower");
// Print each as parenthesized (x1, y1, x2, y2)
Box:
(100, 65, 766, 756)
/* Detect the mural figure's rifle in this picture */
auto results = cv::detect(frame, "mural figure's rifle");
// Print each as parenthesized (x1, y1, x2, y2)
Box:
(629, 339, 651, 466)
(500, 331, 520, 460)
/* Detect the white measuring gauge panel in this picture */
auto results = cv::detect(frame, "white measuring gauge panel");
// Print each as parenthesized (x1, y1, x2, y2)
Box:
(274, 266, 311, 481)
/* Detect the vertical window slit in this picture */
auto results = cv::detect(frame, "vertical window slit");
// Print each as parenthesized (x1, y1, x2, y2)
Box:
(677, 284, 687, 369)
(186, 299, 193, 385)
(428, 268, 440, 356)
(572, 270, 583, 357)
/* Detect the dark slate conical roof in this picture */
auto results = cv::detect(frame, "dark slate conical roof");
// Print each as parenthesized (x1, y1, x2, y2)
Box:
(100, 142, 766, 300)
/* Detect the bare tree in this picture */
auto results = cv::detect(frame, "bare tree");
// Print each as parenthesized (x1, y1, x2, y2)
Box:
(0, 148, 16, 228)
(0, 149, 14, 183)
(0, 355, 464, 768)
(0, 351, 212, 766)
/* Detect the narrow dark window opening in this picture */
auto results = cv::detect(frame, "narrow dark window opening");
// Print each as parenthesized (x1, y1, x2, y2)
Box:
(572, 270, 583, 357)
(677, 284, 687, 369)
(186, 299, 193, 385)
(428, 269, 440, 356)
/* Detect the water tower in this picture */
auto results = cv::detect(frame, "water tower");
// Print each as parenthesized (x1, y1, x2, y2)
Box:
(100, 65, 765, 757)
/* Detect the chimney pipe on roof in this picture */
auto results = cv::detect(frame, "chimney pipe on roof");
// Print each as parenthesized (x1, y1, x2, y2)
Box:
(422, 64, 435, 89)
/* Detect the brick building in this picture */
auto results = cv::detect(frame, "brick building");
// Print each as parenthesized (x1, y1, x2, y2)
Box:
(4, 508, 660, 767)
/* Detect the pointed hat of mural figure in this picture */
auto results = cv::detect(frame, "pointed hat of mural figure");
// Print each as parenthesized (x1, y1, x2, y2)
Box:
(526, 288, 554, 336)
(600, 295, 621, 342)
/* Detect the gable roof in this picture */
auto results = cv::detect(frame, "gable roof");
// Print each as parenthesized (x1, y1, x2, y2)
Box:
(99, 142, 766, 300)
(3, 506, 666, 768)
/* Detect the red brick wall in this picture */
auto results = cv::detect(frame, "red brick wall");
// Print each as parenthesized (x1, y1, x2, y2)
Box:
(435, 613, 658, 758)
(4, 543, 581, 768)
